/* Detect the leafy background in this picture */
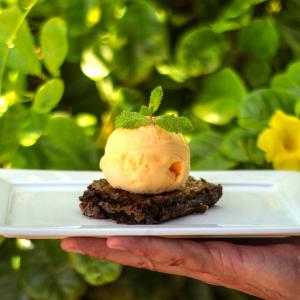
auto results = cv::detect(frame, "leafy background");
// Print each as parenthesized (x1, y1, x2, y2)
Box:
(0, 0, 299, 299)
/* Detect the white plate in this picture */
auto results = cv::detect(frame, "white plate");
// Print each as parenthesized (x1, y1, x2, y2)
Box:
(0, 169, 299, 239)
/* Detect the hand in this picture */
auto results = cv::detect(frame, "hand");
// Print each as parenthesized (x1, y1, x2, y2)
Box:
(61, 237, 300, 300)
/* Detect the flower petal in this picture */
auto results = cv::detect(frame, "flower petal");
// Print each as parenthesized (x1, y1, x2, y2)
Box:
(273, 152, 300, 171)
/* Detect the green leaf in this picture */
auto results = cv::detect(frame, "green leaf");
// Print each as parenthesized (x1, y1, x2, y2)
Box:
(113, 2, 169, 84)
(149, 86, 163, 114)
(194, 68, 247, 125)
(0, 236, 5, 246)
(212, 0, 267, 32)
(20, 240, 86, 300)
(155, 115, 193, 133)
(176, 27, 227, 77)
(33, 79, 65, 113)
(0, 7, 41, 75)
(18, 0, 34, 9)
(38, 115, 99, 170)
(87, 267, 185, 300)
(18, 110, 49, 147)
(40, 17, 68, 76)
(0, 104, 26, 164)
(190, 130, 237, 170)
(115, 111, 149, 129)
(139, 105, 152, 116)
(242, 59, 271, 88)
(296, 100, 300, 117)
(221, 128, 264, 164)
(0, 240, 29, 300)
(81, 48, 109, 81)
(238, 18, 279, 59)
(11, 144, 48, 169)
(238, 89, 298, 132)
(180, 279, 214, 300)
(271, 61, 300, 98)
(221, 129, 250, 163)
(70, 254, 122, 286)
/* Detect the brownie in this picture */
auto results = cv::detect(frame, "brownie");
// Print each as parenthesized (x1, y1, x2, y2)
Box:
(79, 176, 222, 224)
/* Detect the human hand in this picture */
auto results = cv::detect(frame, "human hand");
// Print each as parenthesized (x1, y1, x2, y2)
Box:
(61, 237, 300, 300)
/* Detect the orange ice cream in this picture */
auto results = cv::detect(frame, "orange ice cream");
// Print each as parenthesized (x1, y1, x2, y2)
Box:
(100, 125, 190, 194)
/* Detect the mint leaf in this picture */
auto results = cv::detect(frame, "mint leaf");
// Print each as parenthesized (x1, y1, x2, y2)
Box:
(115, 112, 149, 129)
(149, 86, 163, 114)
(139, 105, 152, 116)
(155, 115, 193, 133)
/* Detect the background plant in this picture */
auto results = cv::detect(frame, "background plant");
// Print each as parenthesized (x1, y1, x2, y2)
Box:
(0, 0, 299, 299)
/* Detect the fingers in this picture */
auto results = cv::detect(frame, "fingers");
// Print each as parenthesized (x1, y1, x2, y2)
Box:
(62, 236, 247, 286)
(106, 237, 199, 270)
(107, 236, 233, 274)
(61, 238, 156, 270)
(61, 237, 202, 280)
(106, 237, 261, 289)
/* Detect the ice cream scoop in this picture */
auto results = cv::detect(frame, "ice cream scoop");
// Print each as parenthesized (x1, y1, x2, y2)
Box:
(100, 124, 190, 194)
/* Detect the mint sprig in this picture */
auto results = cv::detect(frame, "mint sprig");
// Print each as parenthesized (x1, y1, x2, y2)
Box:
(139, 105, 152, 116)
(115, 86, 193, 133)
(115, 112, 149, 129)
(149, 85, 163, 114)
(155, 115, 193, 134)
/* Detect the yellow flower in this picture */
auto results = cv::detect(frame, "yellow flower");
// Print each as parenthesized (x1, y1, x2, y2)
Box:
(257, 110, 300, 171)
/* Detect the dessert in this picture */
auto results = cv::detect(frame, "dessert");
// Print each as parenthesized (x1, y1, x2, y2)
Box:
(99, 124, 190, 194)
(80, 177, 222, 224)
(80, 86, 223, 224)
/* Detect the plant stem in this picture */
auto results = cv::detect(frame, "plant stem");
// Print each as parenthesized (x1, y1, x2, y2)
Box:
(0, 0, 38, 95)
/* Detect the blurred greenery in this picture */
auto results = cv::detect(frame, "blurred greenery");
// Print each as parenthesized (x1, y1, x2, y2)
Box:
(0, 0, 299, 299)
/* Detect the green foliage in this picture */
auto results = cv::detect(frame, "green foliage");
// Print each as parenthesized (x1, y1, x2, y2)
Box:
(296, 101, 300, 117)
(40, 17, 68, 76)
(212, 0, 267, 32)
(18, 110, 48, 147)
(33, 79, 65, 113)
(271, 61, 300, 98)
(242, 59, 271, 88)
(112, 1, 168, 84)
(221, 128, 264, 164)
(20, 240, 86, 300)
(0, 104, 26, 163)
(70, 253, 122, 286)
(0, 7, 41, 76)
(38, 115, 99, 170)
(238, 89, 298, 133)
(176, 28, 226, 77)
(194, 68, 247, 125)
(190, 130, 237, 170)
(0, 240, 27, 300)
(85, 268, 185, 300)
(238, 18, 279, 59)
(0, 0, 300, 299)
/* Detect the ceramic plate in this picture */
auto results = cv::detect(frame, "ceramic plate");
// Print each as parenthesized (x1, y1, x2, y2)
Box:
(0, 169, 299, 238)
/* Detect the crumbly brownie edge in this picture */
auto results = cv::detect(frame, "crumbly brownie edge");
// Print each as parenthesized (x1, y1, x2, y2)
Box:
(79, 177, 223, 224)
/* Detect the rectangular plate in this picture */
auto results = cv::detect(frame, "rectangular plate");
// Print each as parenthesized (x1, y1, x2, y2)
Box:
(0, 169, 299, 238)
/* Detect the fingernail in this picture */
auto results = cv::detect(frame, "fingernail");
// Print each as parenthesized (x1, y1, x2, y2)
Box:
(106, 237, 127, 250)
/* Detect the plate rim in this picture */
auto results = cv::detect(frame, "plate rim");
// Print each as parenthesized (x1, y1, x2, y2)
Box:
(0, 168, 299, 238)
